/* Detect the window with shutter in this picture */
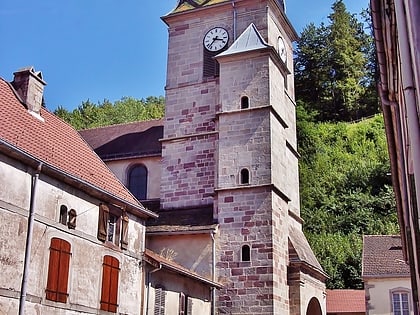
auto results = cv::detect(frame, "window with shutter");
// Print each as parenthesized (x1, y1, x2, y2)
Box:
(100, 255, 120, 313)
(45, 238, 71, 303)
(97, 204, 128, 250)
(154, 287, 166, 315)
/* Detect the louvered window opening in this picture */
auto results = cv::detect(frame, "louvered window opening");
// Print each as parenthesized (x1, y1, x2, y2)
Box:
(154, 287, 166, 315)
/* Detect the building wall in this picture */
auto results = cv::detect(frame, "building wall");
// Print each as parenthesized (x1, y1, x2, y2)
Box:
(146, 269, 212, 315)
(106, 156, 161, 200)
(146, 233, 213, 278)
(0, 154, 145, 314)
(365, 277, 414, 315)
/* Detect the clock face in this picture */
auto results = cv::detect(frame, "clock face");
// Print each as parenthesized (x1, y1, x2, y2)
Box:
(203, 27, 229, 52)
(278, 36, 287, 63)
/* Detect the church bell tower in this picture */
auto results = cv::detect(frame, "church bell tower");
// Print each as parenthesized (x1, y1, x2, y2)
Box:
(160, 1, 327, 314)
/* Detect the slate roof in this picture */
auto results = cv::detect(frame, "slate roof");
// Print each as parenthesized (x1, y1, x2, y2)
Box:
(170, 0, 229, 14)
(79, 120, 163, 161)
(0, 76, 155, 217)
(217, 23, 270, 57)
(326, 290, 366, 313)
(144, 249, 223, 288)
(147, 206, 218, 234)
(362, 235, 410, 277)
(288, 225, 325, 274)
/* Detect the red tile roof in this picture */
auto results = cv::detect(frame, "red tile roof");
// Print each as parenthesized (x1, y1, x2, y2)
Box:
(144, 249, 223, 288)
(326, 290, 366, 313)
(0, 77, 156, 218)
(362, 235, 410, 277)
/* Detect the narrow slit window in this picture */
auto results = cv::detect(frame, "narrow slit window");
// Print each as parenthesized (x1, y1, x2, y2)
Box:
(241, 245, 251, 262)
(240, 169, 249, 184)
(59, 205, 67, 225)
(241, 96, 249, 109)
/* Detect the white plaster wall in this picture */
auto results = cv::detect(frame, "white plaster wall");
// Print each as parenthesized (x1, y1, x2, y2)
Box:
(0, 156, 145, 315)
(366, 278, 413, 315)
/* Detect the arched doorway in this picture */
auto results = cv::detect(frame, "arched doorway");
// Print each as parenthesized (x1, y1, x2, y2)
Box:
(306, 297, 322, 315)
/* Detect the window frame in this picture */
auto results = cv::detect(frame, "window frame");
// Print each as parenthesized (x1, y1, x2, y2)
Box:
(45, 237, 71, 303)
(390, 288, 411, 315)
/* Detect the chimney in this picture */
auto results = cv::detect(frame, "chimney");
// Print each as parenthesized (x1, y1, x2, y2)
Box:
(12, 66, 47, 115)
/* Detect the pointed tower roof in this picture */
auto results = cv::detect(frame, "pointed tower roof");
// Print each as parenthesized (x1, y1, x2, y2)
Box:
(217, 23, 271, 58)
(171, 0, 229, 14)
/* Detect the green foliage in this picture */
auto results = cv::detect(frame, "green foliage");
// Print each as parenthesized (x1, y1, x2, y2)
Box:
(295, 1, 379, 122)
(298, 111, 399, 288)
(54, 96, 165, 130)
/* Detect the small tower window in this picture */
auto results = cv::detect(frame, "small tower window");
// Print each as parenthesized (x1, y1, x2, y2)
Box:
(241, 245, 251, 262)
(59, 205, 68, 225)
(241, 96, 249, 109)
(240, 168, 250, 185)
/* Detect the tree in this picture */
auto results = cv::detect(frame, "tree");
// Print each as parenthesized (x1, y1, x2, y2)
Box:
(54, 96, 165, 130)
(295, 1, 378, 122)
(297, 111, 399, 288)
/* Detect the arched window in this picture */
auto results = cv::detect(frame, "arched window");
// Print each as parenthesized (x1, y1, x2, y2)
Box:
(240, 168, 249, 185)
(59, 205, 67, 225)
(128, 165, 148, 200)
(241, 245, 251, 262)
(241, 96, 249, 109)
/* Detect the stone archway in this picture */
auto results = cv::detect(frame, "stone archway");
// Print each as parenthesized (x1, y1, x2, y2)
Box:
(306, 297, 322, 315)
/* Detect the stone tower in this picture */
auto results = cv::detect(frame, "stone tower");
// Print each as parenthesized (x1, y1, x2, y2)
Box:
(160, 0, 326, 314)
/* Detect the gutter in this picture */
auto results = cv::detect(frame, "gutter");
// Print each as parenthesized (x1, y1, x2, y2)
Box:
(18, 162, 42, 315)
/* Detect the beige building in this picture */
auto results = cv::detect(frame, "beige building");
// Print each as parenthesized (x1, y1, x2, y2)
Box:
(363, 235, 413, 315)
(370, 0, 420, 312)
(81, 0, 327, 314)
(0, 67, 156, 314)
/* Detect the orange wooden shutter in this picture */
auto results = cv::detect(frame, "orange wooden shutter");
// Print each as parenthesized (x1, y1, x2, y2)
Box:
(46, 238, 71, 303)
(101, 255, 119, 313)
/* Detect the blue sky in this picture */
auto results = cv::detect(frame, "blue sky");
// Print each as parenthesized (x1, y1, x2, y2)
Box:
(0, 0, 369, 111)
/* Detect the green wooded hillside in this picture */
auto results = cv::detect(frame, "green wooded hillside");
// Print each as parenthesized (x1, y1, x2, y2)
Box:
(297, 108, 398, 288)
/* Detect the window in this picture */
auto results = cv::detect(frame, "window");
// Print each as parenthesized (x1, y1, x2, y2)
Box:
(241, 245, 251, 262)
(240, 168, 250, 185)
(45, 238, 71, 303)
(241, 96, 249, 109)
(59, 205, 67, 225)
(128, 165, 148, 200)
(392, 291, 410, 315)
(67, 209, 77, 229)
(97, 204, 129, 250)
(203, 49, 220, 78)
(100, 255, 120, 313)
(179, 292, 186, 315)
(154, 286, 166, 315)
